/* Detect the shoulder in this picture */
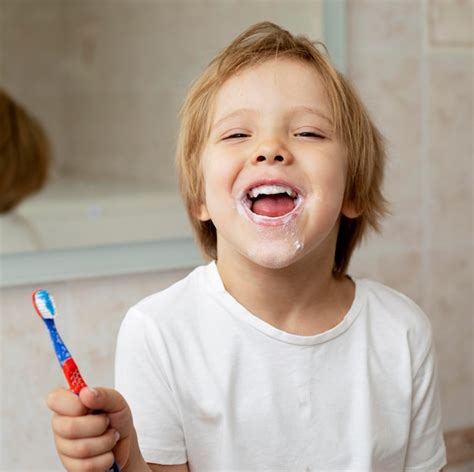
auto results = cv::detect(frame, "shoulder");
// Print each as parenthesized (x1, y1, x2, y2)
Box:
(121, 264, 211, 333)
(360, 278, 432, 332)
(358, 278, 434, 352)
(135, 265, 205, 311)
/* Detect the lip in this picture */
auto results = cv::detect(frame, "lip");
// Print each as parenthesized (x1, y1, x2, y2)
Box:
(238, 178, 305, 226)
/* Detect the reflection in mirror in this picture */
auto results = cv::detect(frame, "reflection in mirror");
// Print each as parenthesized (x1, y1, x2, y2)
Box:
(0, 89, 52, 251)
(0, 0, 325, 256)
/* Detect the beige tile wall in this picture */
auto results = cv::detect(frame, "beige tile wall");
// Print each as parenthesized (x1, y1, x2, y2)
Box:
(0, 0, 69, 172)
(1, 0, 472, 469)
(1, 0, 322, 190)
(347, 0, 473, 437)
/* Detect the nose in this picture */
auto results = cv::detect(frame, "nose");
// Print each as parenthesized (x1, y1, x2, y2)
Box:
(252, 138, 294, 165)
(255, 154, 285, 163)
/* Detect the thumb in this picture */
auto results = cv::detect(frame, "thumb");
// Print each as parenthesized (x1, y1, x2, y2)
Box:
(79, 387, 133, 437)
(79, 386, 128, 415)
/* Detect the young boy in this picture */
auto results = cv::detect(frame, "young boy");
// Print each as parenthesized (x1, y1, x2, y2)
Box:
(47, 22, 447, 471)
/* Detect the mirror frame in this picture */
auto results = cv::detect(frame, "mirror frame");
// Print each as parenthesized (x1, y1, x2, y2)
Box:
(0, 0, 346, 288)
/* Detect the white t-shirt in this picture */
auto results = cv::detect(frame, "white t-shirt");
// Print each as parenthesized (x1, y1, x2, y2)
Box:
(115, 262, 447, 471)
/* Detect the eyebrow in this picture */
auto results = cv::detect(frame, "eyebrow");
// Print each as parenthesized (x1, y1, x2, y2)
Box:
(212, 105, 333, 130)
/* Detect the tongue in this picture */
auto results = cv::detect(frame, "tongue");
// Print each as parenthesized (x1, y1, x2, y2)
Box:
(252, 194, 295, 217)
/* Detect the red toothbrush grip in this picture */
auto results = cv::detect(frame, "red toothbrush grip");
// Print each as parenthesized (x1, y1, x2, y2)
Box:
(63, 358, 87, 394)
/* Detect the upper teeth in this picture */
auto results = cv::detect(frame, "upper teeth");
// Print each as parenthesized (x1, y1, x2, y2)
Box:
(248, 185, 296, 199)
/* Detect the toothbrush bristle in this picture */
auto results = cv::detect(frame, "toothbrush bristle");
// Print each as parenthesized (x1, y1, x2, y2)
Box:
(33, 289, 56, 319)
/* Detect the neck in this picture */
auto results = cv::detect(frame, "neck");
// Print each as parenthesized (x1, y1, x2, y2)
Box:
(216, 245, 352, 335)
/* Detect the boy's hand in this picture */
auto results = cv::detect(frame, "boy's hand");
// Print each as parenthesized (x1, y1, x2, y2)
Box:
(48, 386, 134, 471)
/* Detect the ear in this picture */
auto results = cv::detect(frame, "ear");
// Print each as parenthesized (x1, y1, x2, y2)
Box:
(196, 202, 211, 222)
(341, 198, 362, 219)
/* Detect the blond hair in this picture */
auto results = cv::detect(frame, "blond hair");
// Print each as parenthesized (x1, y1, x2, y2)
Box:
(176, 22, 390, 277)
(0, 89, 51, 213)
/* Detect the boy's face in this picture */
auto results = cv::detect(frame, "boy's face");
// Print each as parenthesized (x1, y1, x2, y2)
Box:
(198, 58, 358, 270)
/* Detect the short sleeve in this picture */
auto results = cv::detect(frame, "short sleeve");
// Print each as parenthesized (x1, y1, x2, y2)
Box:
(114, 308, 187, 465)
(404, 333, 447, 470)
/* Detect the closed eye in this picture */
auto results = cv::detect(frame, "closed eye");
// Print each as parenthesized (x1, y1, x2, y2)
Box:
(296, 132, 325, 139)
(223, 133, 249, 140)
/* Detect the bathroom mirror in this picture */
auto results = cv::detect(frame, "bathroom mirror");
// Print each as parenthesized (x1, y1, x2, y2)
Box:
(0, 0, 346, 287)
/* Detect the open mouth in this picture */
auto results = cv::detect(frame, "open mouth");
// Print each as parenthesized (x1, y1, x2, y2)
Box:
(241, 184, 303, 221)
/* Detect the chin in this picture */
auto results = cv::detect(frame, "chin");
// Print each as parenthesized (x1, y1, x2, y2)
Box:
(243, 239, 305, 270)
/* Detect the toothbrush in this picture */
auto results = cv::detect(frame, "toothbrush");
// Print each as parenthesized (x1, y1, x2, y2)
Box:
(32, 289, 120, 472)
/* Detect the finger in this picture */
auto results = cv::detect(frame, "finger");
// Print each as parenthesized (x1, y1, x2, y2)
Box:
(79, 387, 128, 416)
(55, 427, 120, 459)
(59, 450, 116, 472)
(52, 412, 110, 439)
(47, 388, 88, 416)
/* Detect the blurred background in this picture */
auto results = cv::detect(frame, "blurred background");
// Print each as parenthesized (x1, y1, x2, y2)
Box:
(0, 0, 472, 470)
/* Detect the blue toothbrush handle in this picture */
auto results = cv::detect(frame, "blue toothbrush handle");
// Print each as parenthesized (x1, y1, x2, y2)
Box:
(109, 463, 120, 471)
(44, 319, 72, 366)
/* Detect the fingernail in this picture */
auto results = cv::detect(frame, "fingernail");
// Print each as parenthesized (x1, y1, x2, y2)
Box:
(88, 387, 99, 397)
(114, 430, 120, 443)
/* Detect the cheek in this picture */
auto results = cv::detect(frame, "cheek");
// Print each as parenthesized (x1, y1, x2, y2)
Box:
(203, 150, 239, 197)
(325, 167, 346, 202)
(307, 159, 347, 213)
(201, 151, 240, 220)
